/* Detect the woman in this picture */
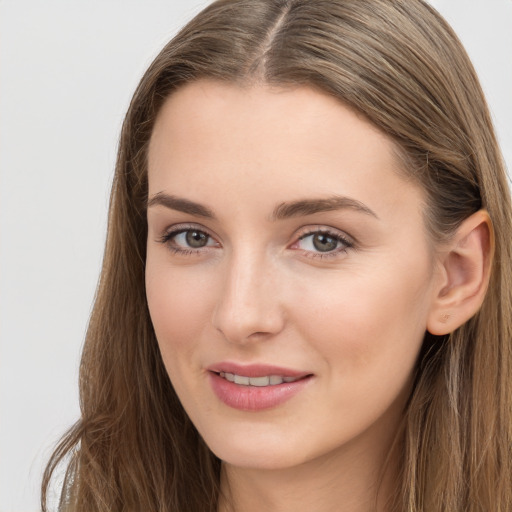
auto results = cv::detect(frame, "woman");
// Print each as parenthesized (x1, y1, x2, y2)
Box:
(42, 0, 512, 510)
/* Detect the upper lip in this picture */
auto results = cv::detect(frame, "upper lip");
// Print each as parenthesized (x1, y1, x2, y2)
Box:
(206, 362, 311, 378)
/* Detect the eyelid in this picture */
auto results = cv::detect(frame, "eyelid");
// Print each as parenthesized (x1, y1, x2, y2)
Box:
(293, 225, 355, 245)
(160, 222, 215, 237)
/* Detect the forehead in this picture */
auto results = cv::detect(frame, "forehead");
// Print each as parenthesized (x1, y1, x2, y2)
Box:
(150, 80, 389, 156)
(147, 80, 425, 224)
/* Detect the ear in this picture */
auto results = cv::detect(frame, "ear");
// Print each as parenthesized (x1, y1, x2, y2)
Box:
(427, 210, 494, 336)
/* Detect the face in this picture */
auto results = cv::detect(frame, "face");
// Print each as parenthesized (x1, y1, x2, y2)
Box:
(145, 80, 440, 471)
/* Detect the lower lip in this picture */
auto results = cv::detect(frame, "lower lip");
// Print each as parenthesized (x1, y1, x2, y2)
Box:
(208, 372, 312, 411)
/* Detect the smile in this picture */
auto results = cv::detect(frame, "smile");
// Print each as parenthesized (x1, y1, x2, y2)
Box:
(218, 372, 302, 387)
(208, 366, 313, 411)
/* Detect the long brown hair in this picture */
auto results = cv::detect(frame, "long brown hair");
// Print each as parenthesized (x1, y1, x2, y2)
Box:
(42, 1, 512, 510)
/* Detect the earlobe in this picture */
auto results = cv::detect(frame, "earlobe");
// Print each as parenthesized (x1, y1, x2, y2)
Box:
(427, 210, 494, 336)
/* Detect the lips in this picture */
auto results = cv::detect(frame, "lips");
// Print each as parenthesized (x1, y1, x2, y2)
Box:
(207, 363, 313, 411)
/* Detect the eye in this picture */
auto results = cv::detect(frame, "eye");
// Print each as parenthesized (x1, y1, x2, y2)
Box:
(159, 226, 219, 254)
(293, 228, 353, 258)
(176, 230, 211, 248)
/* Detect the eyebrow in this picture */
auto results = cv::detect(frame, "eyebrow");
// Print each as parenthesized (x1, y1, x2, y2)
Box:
(271, 196, 378, 221)
(147, 192, 378, 221)
(147, 192, 215, 218)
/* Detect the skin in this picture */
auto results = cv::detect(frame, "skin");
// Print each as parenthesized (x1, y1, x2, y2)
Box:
(145, 80, 446, 511)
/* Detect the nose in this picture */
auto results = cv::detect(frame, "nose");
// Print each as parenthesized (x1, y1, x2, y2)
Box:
(211, 250, 286, 345)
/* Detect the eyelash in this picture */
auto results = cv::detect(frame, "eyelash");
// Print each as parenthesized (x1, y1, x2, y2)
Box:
(158, 225, 354, 259)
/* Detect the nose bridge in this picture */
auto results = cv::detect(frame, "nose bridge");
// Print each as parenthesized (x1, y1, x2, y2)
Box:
(212, 245, 284, 343)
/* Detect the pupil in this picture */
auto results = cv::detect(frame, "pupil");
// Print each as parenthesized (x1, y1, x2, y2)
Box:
(186, 230, 208, 248)
(313, 233, 337, 252)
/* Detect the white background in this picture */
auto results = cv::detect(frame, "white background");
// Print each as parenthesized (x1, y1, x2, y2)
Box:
(1, 1, 510, 511)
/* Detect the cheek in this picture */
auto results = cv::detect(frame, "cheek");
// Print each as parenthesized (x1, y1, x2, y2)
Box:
(295, 267, 431, 384)
(145, 261, 216, 362)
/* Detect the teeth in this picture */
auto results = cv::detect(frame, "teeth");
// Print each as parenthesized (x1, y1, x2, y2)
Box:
(249, 376, 270, 387)
(219, 372, 301, 387)
(269, 375, 284, 385)
(234, 374, 250, 385)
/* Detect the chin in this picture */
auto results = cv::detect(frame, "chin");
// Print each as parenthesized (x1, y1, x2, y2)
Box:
(197, 422, 327, 471)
